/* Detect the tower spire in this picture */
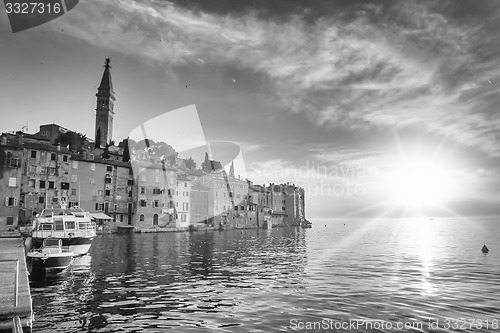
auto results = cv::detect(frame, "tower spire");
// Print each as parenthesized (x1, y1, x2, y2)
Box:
(95, 58, 115, 148)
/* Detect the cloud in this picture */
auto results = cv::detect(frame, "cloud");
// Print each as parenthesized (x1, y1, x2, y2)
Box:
(57, 0, 500, 155)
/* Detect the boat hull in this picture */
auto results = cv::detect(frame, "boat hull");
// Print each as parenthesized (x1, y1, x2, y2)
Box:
(32, 236, 94, 256)
(27, 252, 73, 272)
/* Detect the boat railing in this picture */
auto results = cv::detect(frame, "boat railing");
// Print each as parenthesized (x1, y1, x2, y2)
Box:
(33, 228, 96, 238)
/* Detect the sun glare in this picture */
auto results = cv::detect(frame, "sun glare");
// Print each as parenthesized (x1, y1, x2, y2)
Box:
(386, 160, 453, 209)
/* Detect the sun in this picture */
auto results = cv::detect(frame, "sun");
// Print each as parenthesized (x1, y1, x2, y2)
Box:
(385, 159, 453, 209)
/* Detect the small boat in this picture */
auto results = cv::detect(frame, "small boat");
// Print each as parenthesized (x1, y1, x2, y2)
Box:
(30, 202, 96, 256)
(26, 238, 74, 273)
(482, 244, 489, 254)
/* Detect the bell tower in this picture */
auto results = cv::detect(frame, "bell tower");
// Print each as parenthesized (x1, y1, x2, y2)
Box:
(95, 58, 115, 148)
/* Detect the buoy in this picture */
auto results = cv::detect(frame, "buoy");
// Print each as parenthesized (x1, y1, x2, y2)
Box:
(482, 244, 489, 253)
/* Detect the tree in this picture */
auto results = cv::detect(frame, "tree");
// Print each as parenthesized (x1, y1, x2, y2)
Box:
(95, 128, 101, 148)
(184, 157, 196, 169)
(102, 142, 111, 159)
(120, 138, 130, 162)
(201, 152, 211, 172)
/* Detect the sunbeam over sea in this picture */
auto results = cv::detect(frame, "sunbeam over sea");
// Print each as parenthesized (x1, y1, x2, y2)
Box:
(30, 217, 500, 332)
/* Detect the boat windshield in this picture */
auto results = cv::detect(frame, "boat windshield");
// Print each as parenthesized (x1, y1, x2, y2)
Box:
(39, 223, 53, 231)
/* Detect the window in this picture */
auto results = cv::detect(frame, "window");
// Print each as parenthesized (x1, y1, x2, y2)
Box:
(105, 177, 111, 184)
(62, 155, 68, 162)
(38, 196, 44, 204)
(65, 221, 75, 229)
(6, 217, 14, 225)
(223, 205, 226, 211)
(153, 188, 161, 195)
(89, 178, 95, 184)
(30, 150, 37, 158)
(5, 197, 17, 206)
(140, 200, 147, 207)
(176, 202, 178, 207)
(71, 188, 77, 196)
(128, 191, 132, 198)
(140, 187, 145, 194)
(61, 182, 70, 190)
(106, 165, 112, 172)
(49, 167, 56, 175)
(90, 163, 95, 171)
(105, 190, 110, 196)
(181, 214, 186, 222)
(215, 192, 219, 198)
(40, 166, 47, 174)
(120, 215, 124, 222)
(50, 153, 56, 161)
(153, 214, 158, 226)
(184, 183, 187, 187)
(114, 204, 118, 211)
(48, 181, 55, 189)
(71, 174, 78, 182)
(8, 177, 17, 187)
(69, 201, 79, 208)
(95, 203, 104, 211)
(234, 206, 238, 210)
(28, 179, 35, 188)
(9, 157, 20, 168)
(139, 214, 145, 221)
(154, 200, 159, 207)
(127, 179, 134, 186)
(72, 161, 78, 169)
(98, 190, 103, 197)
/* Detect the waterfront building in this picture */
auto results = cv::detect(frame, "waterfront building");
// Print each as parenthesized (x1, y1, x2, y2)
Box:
(281, 183, 305, 225)
(190, 181, 209, 225)
(134, 161, 177, 229)
(0, 135, 23, 230)
(69, 156, 136, 230)
(174, 174, 191, 228)
(193, 172, 248, 227)
(19, 139, 73, 223)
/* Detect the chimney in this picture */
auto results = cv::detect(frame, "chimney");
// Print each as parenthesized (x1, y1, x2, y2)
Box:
(16, 132, 23, 145)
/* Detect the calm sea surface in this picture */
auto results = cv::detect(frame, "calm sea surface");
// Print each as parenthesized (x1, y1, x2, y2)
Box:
(30, 217, 500, 332)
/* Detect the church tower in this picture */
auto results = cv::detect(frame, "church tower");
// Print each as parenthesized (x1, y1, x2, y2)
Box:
(95, 58, 115, 148)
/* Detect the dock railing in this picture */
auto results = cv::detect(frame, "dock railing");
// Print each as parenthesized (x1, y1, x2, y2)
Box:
(0, 258, 22, 333)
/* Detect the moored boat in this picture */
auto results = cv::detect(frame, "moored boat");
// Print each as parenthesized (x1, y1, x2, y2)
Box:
(26, 238, 74, 273)
(30, 204, 96, 256)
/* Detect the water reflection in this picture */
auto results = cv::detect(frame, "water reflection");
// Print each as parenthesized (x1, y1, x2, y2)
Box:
(30, 218, 500, 332)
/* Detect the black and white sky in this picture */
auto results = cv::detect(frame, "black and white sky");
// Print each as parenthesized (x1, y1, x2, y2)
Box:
(1, 0, 499, 218)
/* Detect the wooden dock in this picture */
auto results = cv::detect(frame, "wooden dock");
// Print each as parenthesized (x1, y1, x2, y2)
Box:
(0, 236, 32, 332)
